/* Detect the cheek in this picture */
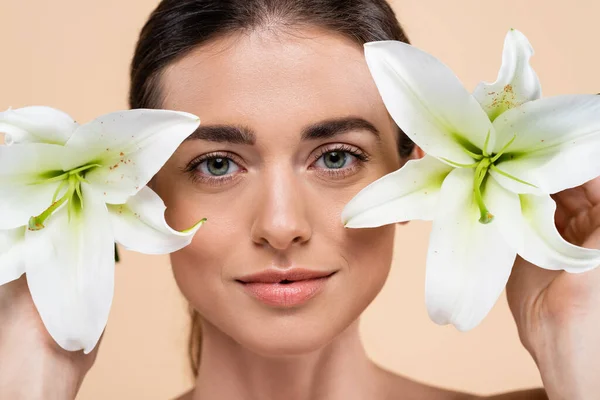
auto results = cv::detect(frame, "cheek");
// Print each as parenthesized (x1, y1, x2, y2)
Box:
(308, 185, 397, 304)
(340, 224, 396, 309)
(168, 208, 245, 338)
(165, 189, 243, 307)
(151, 171, 241, 318)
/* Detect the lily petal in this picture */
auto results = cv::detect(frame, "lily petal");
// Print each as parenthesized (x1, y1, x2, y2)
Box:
(481, 176, 524, 247)
(364, 41, 494, 164)
(24, 184, 114, 353)
(62, 109, 200, 204)
(0, 143, 65, 229)
(425, 168, 516, 331)
(487, 183, 600, 273)
(0, 226, 26, 285)
(491, 95, 600, 194)
(473, 29, 541, 121)
(342, 155, 452, 228)
(0, 106, 78, 145)
(108, 186, 204, 254)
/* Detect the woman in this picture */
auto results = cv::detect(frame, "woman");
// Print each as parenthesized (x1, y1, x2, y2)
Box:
(2, 0, 598, 398)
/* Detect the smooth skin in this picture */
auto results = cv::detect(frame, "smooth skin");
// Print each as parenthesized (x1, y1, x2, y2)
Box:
(1, 26, 597, 399)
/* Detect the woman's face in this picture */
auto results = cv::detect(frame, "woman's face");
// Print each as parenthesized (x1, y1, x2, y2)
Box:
(154, 27, 405, 355)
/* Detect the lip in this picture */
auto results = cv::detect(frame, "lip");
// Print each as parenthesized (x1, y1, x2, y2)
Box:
(236, 268, 337, 307)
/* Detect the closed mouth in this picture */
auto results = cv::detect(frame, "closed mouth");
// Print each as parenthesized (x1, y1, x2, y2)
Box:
(236, 269, 338, 284)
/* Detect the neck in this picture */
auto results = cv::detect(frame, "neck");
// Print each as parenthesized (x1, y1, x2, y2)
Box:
(192, 319, 385, 400)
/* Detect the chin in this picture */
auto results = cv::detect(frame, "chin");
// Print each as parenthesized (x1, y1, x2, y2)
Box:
(212, 291, 368, 357)
(230, 313, 356, 357)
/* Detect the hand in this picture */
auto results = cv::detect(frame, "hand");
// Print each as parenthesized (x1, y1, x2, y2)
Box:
(0, 275, 101, 399)
(506, 176, 600, 399)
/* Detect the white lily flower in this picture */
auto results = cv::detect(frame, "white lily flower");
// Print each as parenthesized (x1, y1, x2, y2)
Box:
(0, 106, 79, 145)
(342, 30, 600, 331)
(0, 108, 204, 353)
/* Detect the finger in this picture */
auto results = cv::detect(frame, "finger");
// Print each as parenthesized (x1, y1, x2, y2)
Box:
(553, 202, 569, 238)
(507, 223, 600, 312)
(551, 186, 590, 217)
(582, 175, 600, 204)
(552, 180, 600, 247)
(552, 176, 600, 217)
(507, 236, 600, 334)
(505, 255, 560, 353)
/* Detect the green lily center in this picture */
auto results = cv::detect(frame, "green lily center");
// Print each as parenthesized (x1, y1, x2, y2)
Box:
(28, 164, 99, 231)
(442, 132, 535, 225)
(472, 156, 496, 224)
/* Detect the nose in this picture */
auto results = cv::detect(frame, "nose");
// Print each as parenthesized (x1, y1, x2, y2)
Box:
(250, 169, 312, 251)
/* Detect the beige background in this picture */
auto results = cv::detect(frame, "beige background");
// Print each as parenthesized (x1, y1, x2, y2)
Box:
(0, 0, 597, 398)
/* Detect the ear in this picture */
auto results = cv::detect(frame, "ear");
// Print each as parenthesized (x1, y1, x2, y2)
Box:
(411, 144, 425, 160)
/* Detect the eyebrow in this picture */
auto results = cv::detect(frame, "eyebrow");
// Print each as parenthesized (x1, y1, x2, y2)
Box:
(185, 117, 380, 144)
(301, 117, 381, 142)
(185, 125, 256, 145)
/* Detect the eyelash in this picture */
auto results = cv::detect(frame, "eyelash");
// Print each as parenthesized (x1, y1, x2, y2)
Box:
(184, 144, 370, 186)
(184, 151, 243, 186)
(309, 144, 369, 179)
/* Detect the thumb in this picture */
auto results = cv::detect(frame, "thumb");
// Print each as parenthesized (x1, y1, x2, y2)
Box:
(505, 256, 560, 353)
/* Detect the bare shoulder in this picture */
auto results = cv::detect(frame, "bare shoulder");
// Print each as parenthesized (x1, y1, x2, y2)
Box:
(483, 388, 547, 400)
(172, 389, 194, 400)
(172, 371, 547, 400)
(378, 366, 546, 400)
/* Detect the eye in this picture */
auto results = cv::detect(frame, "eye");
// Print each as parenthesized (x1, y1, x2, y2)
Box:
(313, 145, 368, 169)
(184, 152, 244, 185)
(200, 157, 239, 176)
(310, 144, 370, 179)
(316, 151, 351, 169)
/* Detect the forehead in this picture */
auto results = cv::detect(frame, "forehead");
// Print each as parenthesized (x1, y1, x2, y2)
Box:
(161, 27, 388, 131)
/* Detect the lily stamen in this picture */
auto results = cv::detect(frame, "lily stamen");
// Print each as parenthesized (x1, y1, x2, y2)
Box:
(52, 178, 69, 204)
(29, 173, 85, 230)
(462, 147, 484, 160)
(482, 129, 492, 157)
(489, 164, 538, 188)
(28, 183, 72, 231)
(68, 163, 101, 176)
(440, 157, 479, 169)
(490, 134, 517, 163)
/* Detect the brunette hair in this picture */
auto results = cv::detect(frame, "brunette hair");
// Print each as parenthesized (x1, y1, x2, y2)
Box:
(130, 0, 413, 376)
